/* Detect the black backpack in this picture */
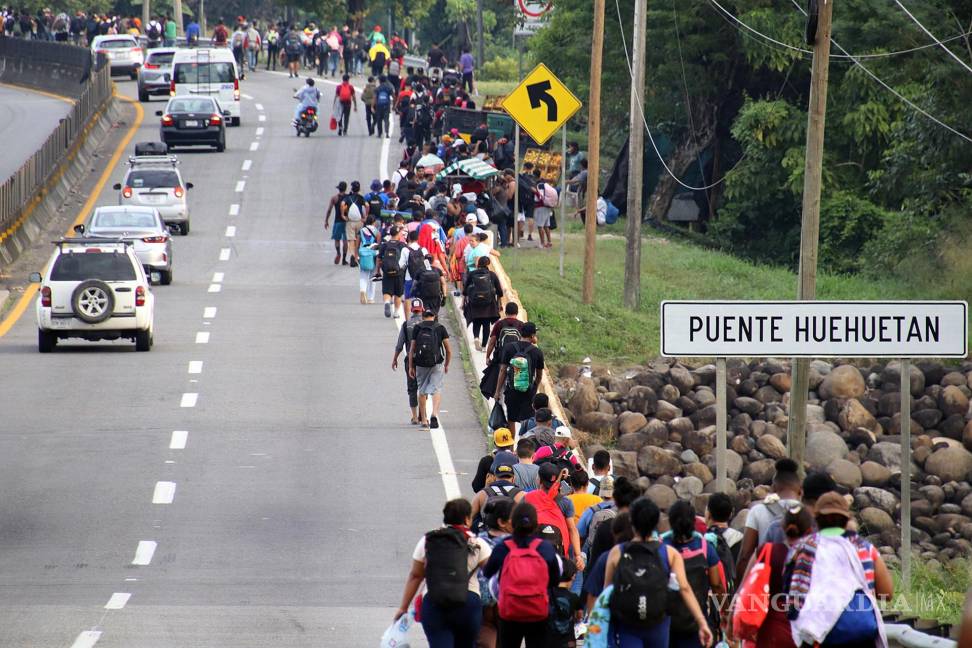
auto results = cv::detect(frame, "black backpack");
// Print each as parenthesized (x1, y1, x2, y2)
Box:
(416, 103, 432, 128)
(496, 325, 521, 352)
(424, 527, 473, 608)
(285, 34, 302, 56)
(413, 322, 443, 368)
(407, 247, 427, 279)
(468, 271, 495, 307)
(391, 43, 405, 59)
(610, 541, 670, 628)
(147, 22, 160, 39)
(366, 193, 384, 220)
(485, 481, 521, 507)
(417, 269, 441, 301)
(381, 241, 404, 276)
(668, 536, 713, 633)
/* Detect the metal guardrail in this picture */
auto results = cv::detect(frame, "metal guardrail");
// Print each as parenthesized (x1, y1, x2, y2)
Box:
(886, 624, 958, 648)
(0, 40, 112, 243)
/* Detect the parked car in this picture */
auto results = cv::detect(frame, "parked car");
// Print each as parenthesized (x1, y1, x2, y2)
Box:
(90, 34, 143, 80)
(156, 96, 227, 153)
(32, 239, 155, 352)
(138, 47, 177, 102)
(113, 155, 193, 234)
(79, 206, 174, 285)
(170, 47, 240, 125)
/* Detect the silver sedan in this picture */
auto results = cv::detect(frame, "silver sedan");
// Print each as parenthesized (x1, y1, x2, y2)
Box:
(79, 206, 174, 285)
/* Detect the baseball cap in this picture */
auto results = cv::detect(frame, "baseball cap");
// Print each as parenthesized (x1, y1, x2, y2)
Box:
(554, 425, 572, 439)
(490, 450, 518, 474)
(599, 475, 615, 498)
(336, 181, 348, 191)
(409, 298, 424, 312)
(538, 461, 562, 485)
(450, 128, 460, 136)
(422, 309, 436, 318)
(815, 491, 851, 519)
(350, 180, 360, 192)
(465, 213, 477, 224)
(370, 179, 382, 191)
(494, 464, 514, 477)
(493, 427, 514, 448)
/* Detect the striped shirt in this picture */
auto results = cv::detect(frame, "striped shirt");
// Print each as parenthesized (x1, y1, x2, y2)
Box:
(787, 529, 877, 613)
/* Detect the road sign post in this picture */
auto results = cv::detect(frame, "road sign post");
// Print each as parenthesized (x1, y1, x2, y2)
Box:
(559, 125, 567, 278)
(716, 357, 728, 492)
(900, 359, 912, 590)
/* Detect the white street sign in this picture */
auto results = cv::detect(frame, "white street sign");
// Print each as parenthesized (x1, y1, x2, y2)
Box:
(661, 300, 968, 358)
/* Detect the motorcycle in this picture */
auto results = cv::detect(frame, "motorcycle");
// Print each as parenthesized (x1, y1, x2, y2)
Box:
(295, 105, 319, 137)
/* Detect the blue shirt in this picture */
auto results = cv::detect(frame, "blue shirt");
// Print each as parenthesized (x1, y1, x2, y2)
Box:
(295, 85, 320, 106)
(460, 52, 474, 73)
(185, 22, 200, 41)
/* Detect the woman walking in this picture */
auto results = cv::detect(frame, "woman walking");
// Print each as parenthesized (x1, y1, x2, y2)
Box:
(463, 256, 502, 352)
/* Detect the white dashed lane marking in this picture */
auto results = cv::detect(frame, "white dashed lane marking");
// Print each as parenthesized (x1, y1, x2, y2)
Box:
(219, 248, 231, 261)
(229, 204, 239, 216)
(241, 160, 252, 171)
(258, 114, 266, 122)
(132, 541, 157, 566)
(188, 361, 203, 374)
(180, 393, 198, 408)
(255, 103, 263, 110)
(225, 226, 236, 237)
(196, 332, 210, 344)
(255, 127, 264, 136)
(249, 142, 259, 151)
(104, 593, 131, 610)
(71, 630, 102, 648)
(235, 181, 245, 192)
(203, 307, 217, 318)
(212, 272, 224, 283)
(208, 284, 222, 293)
(152, 481, 176, 504)
(170, 430, 188, 449)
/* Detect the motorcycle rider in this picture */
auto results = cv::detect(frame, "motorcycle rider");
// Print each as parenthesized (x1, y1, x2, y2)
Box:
(293, 77, 321, 127)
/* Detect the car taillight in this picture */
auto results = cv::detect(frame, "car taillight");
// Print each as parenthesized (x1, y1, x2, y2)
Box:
(233, 78, 240, 101)
(144, 62, 159, 69)
(131, 46, 142, 53)
(209, 113, 222, 125)
(161, 114, 174, 126)
(41, 287, 51, 307)
(173, 187, 184, 198)
(135, 286, 145, 306)
(142, 236, 168, 243)
(170, 80, 176, 95)
(85, 248, 102, 253)
(96, 49, 107, 54)
(122, 186, 133, 198)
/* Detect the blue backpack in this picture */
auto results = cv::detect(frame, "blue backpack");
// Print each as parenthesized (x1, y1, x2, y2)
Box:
(377, 87, 392, 107)
(824, 590, 879, 646)
(358, 226, 378, 271)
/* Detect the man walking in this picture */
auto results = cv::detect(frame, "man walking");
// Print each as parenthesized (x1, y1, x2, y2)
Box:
(373, 75, 395, 138)
(459, 46, 475, 94)
(334, 73, 357, 136)
(361, 76, 377, 135)
(493, 322, 544, 434)
(341, 180, 366, 263)
(163, 14, 176, 47)
(379, 225, 408, 317)
(324, 181, 349, 265)
(392, 298, 426, 425)
(408, 309, 451, 429)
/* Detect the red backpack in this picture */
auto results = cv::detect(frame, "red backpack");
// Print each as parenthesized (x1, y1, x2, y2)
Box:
(498, 538, 549, 622)
(338, 83, 354, 103)
(524, 488, 570, 557)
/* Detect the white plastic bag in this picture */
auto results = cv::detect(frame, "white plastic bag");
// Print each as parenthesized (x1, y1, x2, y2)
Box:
(380, 607, 414, 648)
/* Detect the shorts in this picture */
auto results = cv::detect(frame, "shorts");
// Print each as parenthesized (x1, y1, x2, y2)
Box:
(346, 220, 362, 244)
(382, 273, 405, 297)
(286, 52, 301, 64)
(416, 364, 445, 395)
(504, 388, 536, 422)
(331, 221, 347, 241)
(534, 207, 552, 228)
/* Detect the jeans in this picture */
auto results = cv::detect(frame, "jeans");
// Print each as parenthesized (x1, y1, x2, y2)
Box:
(338, 101, 351, 134)
(247, 48, 256, 70)
(422, 591, 482, 648)
(615, 617, 671, 648)
(164, 37, 175, 47)
(266, 45, 277, 69)
(365, 104, 374, 135)
(328, 50, 339, 76)
(375, 105, 390, 136)
(497, 619, 547, 648)
(343, 52, 354, 74)
(359, 266, 376, 301)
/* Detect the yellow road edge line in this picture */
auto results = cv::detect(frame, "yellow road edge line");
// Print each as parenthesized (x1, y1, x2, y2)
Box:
(0, 80, 77, 105)
(0, 92, 143, 339)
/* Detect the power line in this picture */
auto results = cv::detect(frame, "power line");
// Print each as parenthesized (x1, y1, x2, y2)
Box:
(892, 0, 972, 74)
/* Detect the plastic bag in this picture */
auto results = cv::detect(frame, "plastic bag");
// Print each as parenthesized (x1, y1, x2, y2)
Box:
(731, 543, 773, 641)
(488, 402, 507, 431)
(380, 606, 414, 648)
(329, 116, 338, 131)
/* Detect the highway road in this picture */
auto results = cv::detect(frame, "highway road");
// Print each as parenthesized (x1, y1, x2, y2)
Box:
(0, 70, 485, 647)
(0, 83, 74, 183)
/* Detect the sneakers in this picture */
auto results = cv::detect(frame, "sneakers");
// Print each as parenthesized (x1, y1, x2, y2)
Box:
(474, 339, 483, 352)
(384, 302, 392, 318)
(429, 416, 439, 429)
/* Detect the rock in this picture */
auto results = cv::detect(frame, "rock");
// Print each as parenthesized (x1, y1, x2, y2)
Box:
(847, 428, 876, 449)
(646, 483, 678, 510)
(617, 433, 651, 452)
(598, 399, 614, 414)
(618, 411, 649, 436)
(626, 386, 658, 416)
(860, 507, 895, 533)
(684, 462, 714, 484)
(610, 450, 639, 480)
(680, 449, 700, 464)
(941, 414, 967, 441)
(940, 385, 970, 418)
(630, 369, 666, 392)
(962, 493, 972, 518)
(743, 458, 777, 485)
(819, 365, 867, 400)
(806, 428, 849, 469)
(677, 396, 698, 416)
(911, 408, 943, 430)
(838, 399, 881, 435)
(924, 447, 972, 482)
(882, 361, 926, 396)
(807, 404, 826, 424)
(559, 364, 581, 380)
(675, 476, 704, 499)
(608, 377, 633, 396)
(935, 514, 972, 535)
(829, 459, 863, 490)
(655, 400, 682, 422)
(644, 419, 670, 446)
(731, 436, 753, 454)
(965, 420, 972, 452)
(682, 427, 715, 457)
(755, 385, 782, 404)
(660, 384, 681, 403)
(866, 442, 902, 471)
(693, 388, 716, 407)
(913, 445, 932, 466)
(860, 461, 892, 487)
(576, 412, 618, 444)
(756, 435, 787, 460)
(694, 404, 718, 428)
(854, 486, 899, 515)
(770, 373, 791, 393)
(668, 417, 695, 438)
(911, 499, 934, 518)
(733, 397, 763, 416)
(692, 365, 717, 386)
(569, 379, 600, 417)
(942, 371, 968, 387)
(669, 365, 696, 395)
(637, 446, 682, 479)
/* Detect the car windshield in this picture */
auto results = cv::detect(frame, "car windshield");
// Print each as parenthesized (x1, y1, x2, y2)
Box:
(51, 252, 137, 281)
(173, 62, 235, 84)
(92, 211, 158, 229)
(148, 52, 175, 65)
(127, 170, 180, 189)
(169, 99, 216, 113)
(98, 39, 136, 49)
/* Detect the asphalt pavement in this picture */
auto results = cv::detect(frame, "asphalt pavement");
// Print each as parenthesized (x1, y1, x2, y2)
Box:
(0, 83, 74, 183)
(0, 68, 486, 647)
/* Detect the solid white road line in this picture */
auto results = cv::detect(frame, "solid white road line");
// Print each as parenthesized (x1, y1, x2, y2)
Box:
(255, 103, 264, 110)
(188, 361, 203, 374)
(208, 284, 222, 293)
(225, 225, 237, 237)
(242, 159, 252, 171)
(203, 307, 217, 318)
(104, 593, 131, 610)
(180, 393, 198, 408)
(70, 631, 102, 648)
(170, 430, 188, 450)
(235, 180, 245, 192)
(242, 93, 254, 100)
(212, 272, 224, 283)
(152, 481, 176, 504)
(219, 248, 231, 261)
(132, 540, 157, 565)
(195, 331, 210, 344)
(258, 114, 266, 122)
(229, 203, 240, 216)
(249, 142, 259, 151)
(255, 127, 264, 136)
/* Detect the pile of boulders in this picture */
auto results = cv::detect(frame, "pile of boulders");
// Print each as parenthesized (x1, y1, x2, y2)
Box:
(556, 358, 972, 565)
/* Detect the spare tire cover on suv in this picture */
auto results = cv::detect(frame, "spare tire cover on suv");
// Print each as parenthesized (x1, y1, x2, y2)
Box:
(71, 280, 115, 323)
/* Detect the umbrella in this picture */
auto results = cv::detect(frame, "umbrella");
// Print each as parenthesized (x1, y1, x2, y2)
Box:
(415, 153, 445, 172)
(435, 158, 499, 181)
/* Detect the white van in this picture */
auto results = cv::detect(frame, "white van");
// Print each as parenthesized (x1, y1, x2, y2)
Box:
(170, 48, 241, 126)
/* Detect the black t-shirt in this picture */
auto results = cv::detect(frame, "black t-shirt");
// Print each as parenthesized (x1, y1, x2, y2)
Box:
(342, 193, 366, 219)
(413, 321, 449, 363)
(471, 452, 496, 493)
(428, 47, 445, 67)
(500, 341, 544, 387)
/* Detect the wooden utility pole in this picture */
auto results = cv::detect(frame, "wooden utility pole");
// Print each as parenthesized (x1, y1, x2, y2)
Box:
(623, 0, 648, 310)
(198, 0, 206, 38)
(141, 0, 150, 35)
(173, 0, 184, 36)
(582, 0, 605, 304)
(475, 0, 485, 76)
(787, 0, 833, 472)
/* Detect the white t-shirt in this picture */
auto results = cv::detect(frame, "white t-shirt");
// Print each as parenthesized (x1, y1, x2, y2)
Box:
(412, 529, 492, 596)
(744, 495, 801, 545)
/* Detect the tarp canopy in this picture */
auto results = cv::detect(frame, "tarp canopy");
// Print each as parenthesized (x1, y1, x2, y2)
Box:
(435, 158, 499, 181)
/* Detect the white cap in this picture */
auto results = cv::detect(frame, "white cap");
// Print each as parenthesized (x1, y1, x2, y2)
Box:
(465, 213, 477, 224)
(554, 425, 572, 438)
(476, 208, 489, 226)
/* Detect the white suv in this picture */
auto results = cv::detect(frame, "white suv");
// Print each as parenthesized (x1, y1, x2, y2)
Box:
(113, 156, 193, 235)
(31, 239, 155, 353)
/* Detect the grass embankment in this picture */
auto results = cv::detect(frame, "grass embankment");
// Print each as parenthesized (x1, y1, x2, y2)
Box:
(889, 558, 970, 626)
(503, 222, 930, 370)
